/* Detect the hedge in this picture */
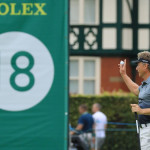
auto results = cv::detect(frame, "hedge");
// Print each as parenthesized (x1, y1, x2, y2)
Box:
(69, 92, 139, 150)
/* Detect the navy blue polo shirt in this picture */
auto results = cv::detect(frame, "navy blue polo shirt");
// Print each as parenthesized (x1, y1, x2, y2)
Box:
(78, 112, 94, 132)
(138, 76, 150, 124)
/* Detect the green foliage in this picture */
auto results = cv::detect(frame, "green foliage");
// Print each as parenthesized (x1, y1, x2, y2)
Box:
(70, 92, 139, 150)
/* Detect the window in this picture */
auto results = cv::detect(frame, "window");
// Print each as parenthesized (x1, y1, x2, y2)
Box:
(122, 28, 133, 50)
(69, 57, 100, 95)
(70, 0, 79, 24)
(137, 0, 150, 51)
(138, 29, 149, 50)
(122, 0, 133, 24)
(70, 0, 99, 24)
(102, 28, 117, 49)
(70, 0, 137, 54)
(103, 0, 117, 23)
(138, 0, 150, 24)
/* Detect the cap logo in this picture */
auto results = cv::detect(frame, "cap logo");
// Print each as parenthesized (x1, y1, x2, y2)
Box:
(142, 60, 148, 63)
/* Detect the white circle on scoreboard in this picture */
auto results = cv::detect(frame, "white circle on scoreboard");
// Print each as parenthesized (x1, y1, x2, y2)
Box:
(0, 32, 54, 111)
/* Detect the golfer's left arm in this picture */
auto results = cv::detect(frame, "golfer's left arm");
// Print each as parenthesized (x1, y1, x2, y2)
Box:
(76, 124, 83, 130)
(131, 104, 150, 115)
(70, 124, 83, 135)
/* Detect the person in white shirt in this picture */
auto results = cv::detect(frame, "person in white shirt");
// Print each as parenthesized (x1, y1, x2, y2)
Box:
(92, 103, 107, 150)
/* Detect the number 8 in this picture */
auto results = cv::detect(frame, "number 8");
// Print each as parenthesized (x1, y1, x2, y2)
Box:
(10, 51, 35, 91)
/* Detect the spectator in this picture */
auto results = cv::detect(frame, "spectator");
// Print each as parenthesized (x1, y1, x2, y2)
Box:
(92, 103, 107, 150)
(70, 104, 94, 150)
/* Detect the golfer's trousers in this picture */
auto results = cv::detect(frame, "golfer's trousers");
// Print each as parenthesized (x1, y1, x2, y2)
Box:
(140, 123, 150, 150)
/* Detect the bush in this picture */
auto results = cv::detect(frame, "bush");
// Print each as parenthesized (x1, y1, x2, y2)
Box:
(69, 92, 139, 150)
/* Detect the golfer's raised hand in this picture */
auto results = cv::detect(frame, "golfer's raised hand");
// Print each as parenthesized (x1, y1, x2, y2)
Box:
(118, 59, 126, 76)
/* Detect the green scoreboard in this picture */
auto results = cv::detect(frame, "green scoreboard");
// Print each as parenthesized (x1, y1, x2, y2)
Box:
(0, 0, 68, 150)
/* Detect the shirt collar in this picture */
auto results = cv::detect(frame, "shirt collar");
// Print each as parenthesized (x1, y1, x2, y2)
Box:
(142, 76, 150, 85)
(83, 112, 88, 115)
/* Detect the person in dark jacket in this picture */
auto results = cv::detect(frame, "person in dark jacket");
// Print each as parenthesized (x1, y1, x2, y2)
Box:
(70, 104, 94, 150)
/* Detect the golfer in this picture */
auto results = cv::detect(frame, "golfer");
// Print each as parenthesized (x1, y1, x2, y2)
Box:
(119, 51, 150, 150)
